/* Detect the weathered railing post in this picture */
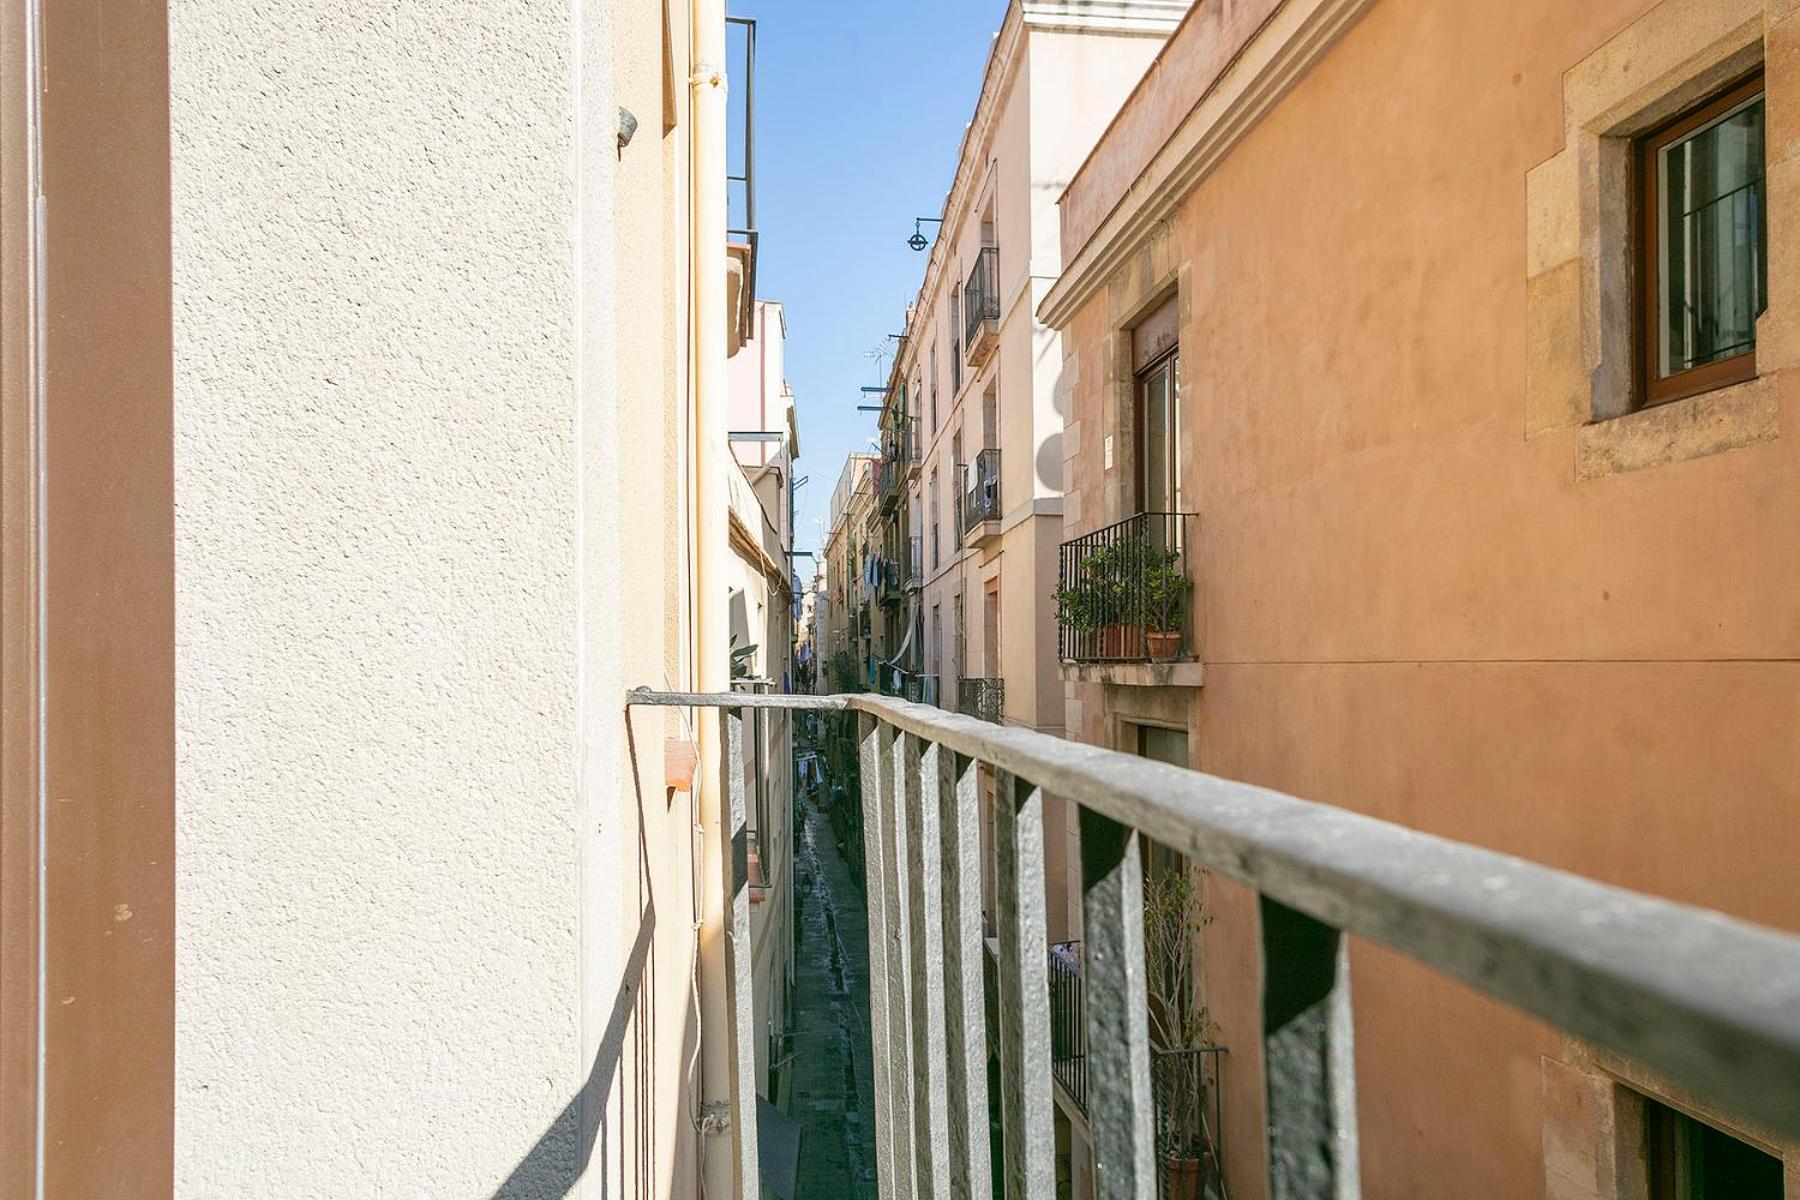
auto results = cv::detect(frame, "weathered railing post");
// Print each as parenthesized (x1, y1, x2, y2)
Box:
(1079, 807, 1156, 1200)
(859, 715, 910, 1198)
(721, 708, 761, 1194)
(905, 735, 953, 1198)
(878, 720, 921, 1190)
(993, 769, 1055, 1200)
(1262, 898, 1359, 1200)
(940, 751, 994, 1200)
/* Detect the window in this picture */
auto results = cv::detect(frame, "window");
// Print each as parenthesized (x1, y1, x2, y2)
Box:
(952, 593, 965, 683)
(1136, 351, 1180, 512)
(1644, 1098, 1783, 1199)
(930, 470, 940, 570)
(950, 286, 964, 395)
(1133, 296, 1181, 512)
(930, 343, 939, 432)
(1637, 71, 1766, 408)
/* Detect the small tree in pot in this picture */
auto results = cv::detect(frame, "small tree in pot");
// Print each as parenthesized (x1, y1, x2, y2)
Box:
(1138, 544, 1190, 662)
(1145, 859, 1217, 1200)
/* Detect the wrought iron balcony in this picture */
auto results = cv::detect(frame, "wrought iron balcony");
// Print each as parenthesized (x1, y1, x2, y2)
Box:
(1058, 511, 1197, 663)
(961, 449, 1000, 540)
(1048, 941, 1087, 1113)
(624, 688, 1800, 1200)
(907, 535, 922, 588)
(875, 555, 904, 606)
(876, 454, 902, 512)
(965, 244, 1000, 366)
(956, 676, 1004, 724)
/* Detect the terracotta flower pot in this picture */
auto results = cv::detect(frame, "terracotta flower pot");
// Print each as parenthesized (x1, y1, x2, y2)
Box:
(1160, 1155, 1207, 1200)
(1145, 629, 1182, 661)
(1100, 623, 1144, 658)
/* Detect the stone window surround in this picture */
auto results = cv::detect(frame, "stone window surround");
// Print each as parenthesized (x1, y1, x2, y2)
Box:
(1543, 1039, 1800, 1199)
(1526, 0, 1793, 478)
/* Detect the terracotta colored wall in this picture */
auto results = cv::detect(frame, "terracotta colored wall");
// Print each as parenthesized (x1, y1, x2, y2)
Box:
(1059, 0, 1800, 1196)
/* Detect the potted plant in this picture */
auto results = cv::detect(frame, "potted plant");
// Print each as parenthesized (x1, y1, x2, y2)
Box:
(1138, 544, 1190, 662)
(1145, 860, 1216, 1200)
(1057, 538, 1139, 658)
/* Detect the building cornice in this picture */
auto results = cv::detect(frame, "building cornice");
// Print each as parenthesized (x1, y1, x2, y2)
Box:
(1021, 0, 1192, 36)
(1039, 0, 1375, 330)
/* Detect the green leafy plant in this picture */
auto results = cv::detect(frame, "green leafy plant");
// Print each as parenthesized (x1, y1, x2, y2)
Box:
(1138, 544, 1190, 634)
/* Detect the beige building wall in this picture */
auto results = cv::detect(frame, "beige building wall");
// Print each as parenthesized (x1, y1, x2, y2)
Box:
(1047, 0, 1800, 1196)
(168, 1, 711, 1196)
(905, 1, 1182, 736)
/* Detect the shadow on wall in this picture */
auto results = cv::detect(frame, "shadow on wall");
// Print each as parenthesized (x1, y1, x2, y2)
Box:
(490, 711, 668, 1199)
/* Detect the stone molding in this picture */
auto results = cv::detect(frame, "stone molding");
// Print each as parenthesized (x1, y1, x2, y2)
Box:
(1525, 0, 1770, 433)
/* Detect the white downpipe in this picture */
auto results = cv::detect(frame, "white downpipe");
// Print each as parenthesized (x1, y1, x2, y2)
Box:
(689, 0, 732, 1195)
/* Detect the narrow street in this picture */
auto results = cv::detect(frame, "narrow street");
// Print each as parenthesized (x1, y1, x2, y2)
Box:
(788, 775, 878, 1199)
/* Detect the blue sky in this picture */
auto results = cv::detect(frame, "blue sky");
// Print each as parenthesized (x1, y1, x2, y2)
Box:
(725, 0, 1008, 568)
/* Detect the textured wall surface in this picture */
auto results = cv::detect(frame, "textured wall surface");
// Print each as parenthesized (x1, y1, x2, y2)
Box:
(170, 2, 588, 1193)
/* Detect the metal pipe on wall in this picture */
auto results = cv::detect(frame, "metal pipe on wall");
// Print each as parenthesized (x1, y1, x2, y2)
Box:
(689, 0, 736, 1195)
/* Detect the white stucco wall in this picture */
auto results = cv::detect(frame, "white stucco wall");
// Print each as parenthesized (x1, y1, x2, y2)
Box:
(171, 2, 615, 1194)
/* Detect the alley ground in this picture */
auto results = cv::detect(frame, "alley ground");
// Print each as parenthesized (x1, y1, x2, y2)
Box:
(788, 773, 878, 1198)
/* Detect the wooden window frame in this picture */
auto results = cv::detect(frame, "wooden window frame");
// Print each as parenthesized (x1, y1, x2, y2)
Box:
(1634, 69, 1766, 410)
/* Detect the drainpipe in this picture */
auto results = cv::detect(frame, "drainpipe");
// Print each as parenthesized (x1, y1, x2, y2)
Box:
(689, 0, 735, 1197)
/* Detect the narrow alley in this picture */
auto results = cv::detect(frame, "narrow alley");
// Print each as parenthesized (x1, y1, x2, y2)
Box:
(788, 738, 878, 1199)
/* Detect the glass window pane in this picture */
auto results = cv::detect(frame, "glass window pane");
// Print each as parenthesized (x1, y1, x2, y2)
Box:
(1143, 366, 1171, 511)
(1659, 94, 1766, 376)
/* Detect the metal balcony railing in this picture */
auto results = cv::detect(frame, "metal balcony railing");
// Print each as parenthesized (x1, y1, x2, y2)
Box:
(907, 536, 922, 587)
(1048, 941, 1087, 1113)
(1152, 1046, 1225, 1200)
(964, 245, 1000, 356)
(962, 449, 1000, 535)
(876, 556, 904, 605)
(956, 676, 1004, 724)
(1057, 511, 1198, 663)
(624, 688, 1800, 1200)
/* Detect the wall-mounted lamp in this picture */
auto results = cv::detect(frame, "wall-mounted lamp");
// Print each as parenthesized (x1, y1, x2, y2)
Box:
(907, 217, 943, 252)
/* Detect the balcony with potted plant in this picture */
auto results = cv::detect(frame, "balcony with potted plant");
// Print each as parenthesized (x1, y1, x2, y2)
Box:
(1056, 511, 1202, 687)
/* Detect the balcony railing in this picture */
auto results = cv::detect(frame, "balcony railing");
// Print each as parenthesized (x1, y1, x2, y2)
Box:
(965, 245, 1000, 362)
(956, 676, 1004, 724)
(624, 688, 1800, 1200)
(876, 555, 904, 605)
(884, 415, 920, 472)
(1152, 1046, 1225, 1200)
(907, 536, 922, 588)
(1048, 941, 1087, 1113)
(1058, 511, 1197, 664)
(962, 449, 1000, 535)
(876, 454, 902, 511)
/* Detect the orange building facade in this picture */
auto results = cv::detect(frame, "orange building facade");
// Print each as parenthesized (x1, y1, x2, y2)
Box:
(1044, 0, 1800, 1196)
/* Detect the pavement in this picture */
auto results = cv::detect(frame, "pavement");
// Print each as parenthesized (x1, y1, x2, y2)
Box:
(787, 780, 878, 1199)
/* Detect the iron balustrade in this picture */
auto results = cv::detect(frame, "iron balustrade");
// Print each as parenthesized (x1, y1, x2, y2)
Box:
(624, 688, 1800, 1200)
(965, 245, 1000, 353)
(957, 677, 1005, 724)
(1151, 1047, 1225, 1200)
(1049, 941, 1087, 1114)
(908, 536, 923, 587)
(963, 449, 1001, 534)
(1058, 512, 1198, 663)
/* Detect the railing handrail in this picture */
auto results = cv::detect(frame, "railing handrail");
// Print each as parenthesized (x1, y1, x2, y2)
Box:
(1061, 507, 1199, 548)
(626, 686, 1800, 1146)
